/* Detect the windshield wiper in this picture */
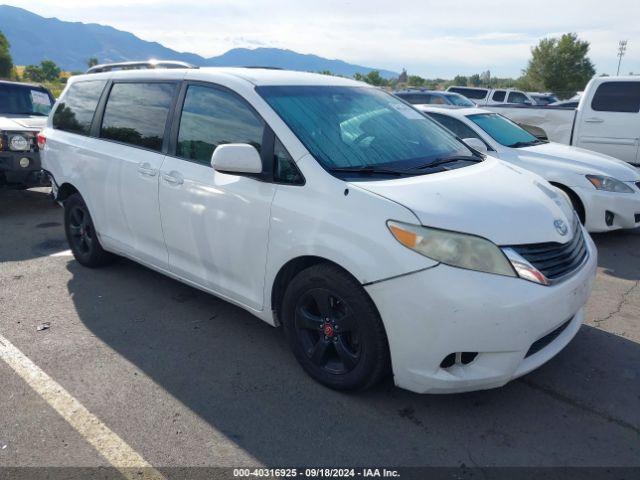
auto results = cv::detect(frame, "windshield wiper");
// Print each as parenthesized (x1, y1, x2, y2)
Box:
(509, 139, 545, 148)
(328, 166, 408, 176)
(405, 155, 483, 171)
(8, 111, 48, 116)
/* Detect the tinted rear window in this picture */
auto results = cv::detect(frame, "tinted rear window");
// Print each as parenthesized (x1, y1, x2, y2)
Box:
(448, 87, 488, 100)
(100, 82, 176, 152)
(591, 81, 640, 113)
(396, 93, 434, 104)
(0, 84, 53, 116)
(492, 90, 506, 102)
(53, 81, 106, 135)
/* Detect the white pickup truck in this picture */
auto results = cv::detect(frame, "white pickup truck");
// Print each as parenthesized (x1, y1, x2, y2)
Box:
(446, 86, 537, 106)
(482, 76, 640, 165)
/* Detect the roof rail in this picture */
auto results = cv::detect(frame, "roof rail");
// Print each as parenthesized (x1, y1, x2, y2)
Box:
(241, 66, 284, 70)
(86, 60, 198, 74)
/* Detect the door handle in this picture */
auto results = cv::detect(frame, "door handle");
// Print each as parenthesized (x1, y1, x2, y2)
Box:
(162, 171, 184, 186)
(137, 162, 157, 176)
(584, 117, 604, 124)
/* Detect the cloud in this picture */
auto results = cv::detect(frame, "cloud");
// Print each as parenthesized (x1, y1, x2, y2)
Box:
(5, 0, 640, 77)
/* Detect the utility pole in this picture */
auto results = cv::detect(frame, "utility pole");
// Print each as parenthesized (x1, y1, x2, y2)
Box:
(617, 40, 628, 76)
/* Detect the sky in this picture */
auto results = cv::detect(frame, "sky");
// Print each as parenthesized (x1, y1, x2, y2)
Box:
(5, 0, 640, 78)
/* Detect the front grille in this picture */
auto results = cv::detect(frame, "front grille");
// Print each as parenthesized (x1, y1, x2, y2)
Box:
(508, 220, 587, 282)
(525, 318, 572, 358)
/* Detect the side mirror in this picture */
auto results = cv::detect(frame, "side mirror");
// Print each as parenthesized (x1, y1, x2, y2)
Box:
(211, 144, 262, 175)
(462, 137, 488, 153)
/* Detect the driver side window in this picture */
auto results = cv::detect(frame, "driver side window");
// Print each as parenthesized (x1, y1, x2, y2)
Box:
(177, 84, 265, 165)
(428, 113, 482, 141)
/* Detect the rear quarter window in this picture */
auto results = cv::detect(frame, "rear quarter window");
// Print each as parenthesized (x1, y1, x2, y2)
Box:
(591, 81, 640, 113)
(52, 80, 107, 135)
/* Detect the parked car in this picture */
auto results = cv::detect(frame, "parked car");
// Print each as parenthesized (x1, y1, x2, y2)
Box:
(482, 77, 640, 165)
(418, 105, 640, 232)
(446, 86, 536, 106)
(0, 80, 54, 189)
(549, 93, 582, 109)
(41, 68, 597, 394)
(529, 92, 559, 105)
(394, 89, 475, 107)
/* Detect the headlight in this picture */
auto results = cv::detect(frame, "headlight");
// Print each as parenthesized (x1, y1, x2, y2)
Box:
(9, 134, 30, 151)
(586, 175, 634, 193)
(387, 221, 516, 277)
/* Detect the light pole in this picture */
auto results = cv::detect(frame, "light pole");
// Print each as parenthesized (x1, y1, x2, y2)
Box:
(617, 40, 628, 76)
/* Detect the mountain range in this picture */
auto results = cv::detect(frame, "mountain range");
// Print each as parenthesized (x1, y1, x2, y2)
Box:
(0, 5, 397, 78)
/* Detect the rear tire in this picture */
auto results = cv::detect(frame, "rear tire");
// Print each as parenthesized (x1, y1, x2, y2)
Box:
(64, 193, 115, 268)
(281, 264, 390, 391)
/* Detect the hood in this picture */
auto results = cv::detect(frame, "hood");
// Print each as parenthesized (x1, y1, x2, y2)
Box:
(351, 157, 575, 245)
(0, 115, 47, 132)
(519, 142, 640, 181)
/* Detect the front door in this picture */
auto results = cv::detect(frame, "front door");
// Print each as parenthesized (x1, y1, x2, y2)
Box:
(158, 83, 276, 309)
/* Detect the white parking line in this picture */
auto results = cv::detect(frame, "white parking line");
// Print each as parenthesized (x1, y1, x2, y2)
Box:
(0, 334, 165, 479)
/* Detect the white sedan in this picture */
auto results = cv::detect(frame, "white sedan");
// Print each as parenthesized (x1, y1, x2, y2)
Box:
(417, 106, 640, 232)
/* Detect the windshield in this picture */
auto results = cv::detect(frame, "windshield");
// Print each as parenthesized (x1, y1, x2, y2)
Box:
(257, 86, 474, 175)
(467, 113, 540, 148)
(0, 84, 53, 116)
(444, 93, 475, 107)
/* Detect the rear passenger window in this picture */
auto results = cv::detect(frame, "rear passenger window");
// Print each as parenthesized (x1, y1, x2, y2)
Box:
(100, 83, 176, 152)
(507, 92, 529, 104)
(53, 81, 106, 135)
(492, 90, 506, 102)
(177, 84, 264, 165)
(591, 82, 640, 113)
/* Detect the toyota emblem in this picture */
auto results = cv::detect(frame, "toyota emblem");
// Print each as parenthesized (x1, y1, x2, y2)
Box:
(554, 219, 568, 236)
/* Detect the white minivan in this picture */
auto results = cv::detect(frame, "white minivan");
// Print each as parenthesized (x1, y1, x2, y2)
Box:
(41, 68, 597, 394)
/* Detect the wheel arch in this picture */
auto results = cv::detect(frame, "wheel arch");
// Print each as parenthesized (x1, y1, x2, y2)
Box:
(270, 255, 363, 326)
(549, 181, 586, 224)
(56, 182, 80, 202)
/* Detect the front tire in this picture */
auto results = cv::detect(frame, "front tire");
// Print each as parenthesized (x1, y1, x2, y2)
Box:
(64, 193, 115, 268)
(281, 264, 390, 391)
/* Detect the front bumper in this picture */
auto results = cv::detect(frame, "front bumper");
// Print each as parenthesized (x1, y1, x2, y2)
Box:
(0, 151, 49, 188)
(366, 230, 597, 394)
(577, 184, 640, 232)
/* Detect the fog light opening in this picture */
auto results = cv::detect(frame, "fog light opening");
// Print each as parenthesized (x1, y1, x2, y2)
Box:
(605, 211, 615, 227)
(19, 157, 30, 168)
(440, 351, 478, 369)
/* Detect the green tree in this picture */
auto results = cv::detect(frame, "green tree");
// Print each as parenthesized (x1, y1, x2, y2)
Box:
(40, 60, 61, 81)
(87, 57, 99, 68)
(0, 30, 13, 79)
(521, 33, 595, 98)
(24, 64, 45, 82)
(407, 75, 426, 87)
(364, 70, 387, 86)
(452, 75, 468, 86)
(353, 70, 389, 87)
(469, 73, 481, 87)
